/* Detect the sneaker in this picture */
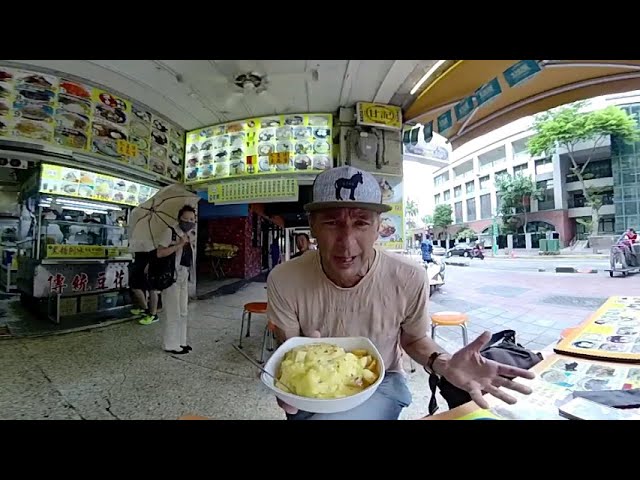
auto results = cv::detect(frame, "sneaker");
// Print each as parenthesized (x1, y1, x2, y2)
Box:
(139, 314, 159, 325)
(131, 308, 146, 316)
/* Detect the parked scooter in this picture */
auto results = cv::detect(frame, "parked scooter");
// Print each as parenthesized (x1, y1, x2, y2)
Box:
(425, 256, 445, 296)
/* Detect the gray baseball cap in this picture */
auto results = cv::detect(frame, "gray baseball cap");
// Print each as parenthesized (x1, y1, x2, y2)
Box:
(304, 166, 392, 213)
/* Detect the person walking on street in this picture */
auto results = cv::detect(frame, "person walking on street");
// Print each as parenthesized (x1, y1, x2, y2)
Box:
(420, 234, 433, 263)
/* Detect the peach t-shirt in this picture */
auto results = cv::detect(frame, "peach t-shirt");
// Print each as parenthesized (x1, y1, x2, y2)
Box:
(266, 248, 429, 373)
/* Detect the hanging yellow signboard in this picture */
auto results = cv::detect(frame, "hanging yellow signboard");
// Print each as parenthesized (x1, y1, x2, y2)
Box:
(356, 102, 403, 131)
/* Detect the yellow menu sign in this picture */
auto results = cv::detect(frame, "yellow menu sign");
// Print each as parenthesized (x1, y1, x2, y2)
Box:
(116, 140, 138, 157)
(47, 245, 130, 259)
(208, 178, 298, 205)
(356, 102, 403, 131)
(268, 151, 291, 166)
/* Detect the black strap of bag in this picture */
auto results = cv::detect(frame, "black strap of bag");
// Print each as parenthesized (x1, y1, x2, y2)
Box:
(147, 228, 179, 291)
(426, 329, 543, 416)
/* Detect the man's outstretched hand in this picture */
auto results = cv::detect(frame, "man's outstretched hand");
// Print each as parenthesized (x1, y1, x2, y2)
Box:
(439, 331, 536, 409)
(276, 330, 322, 415)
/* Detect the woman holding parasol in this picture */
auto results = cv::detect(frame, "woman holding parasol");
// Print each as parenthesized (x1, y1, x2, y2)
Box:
(129, 185, 199, 354)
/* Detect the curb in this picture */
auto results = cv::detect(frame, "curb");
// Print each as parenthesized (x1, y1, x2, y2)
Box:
(444, 260, 469, 267)
(489, 255, 607, 260)
(555, 267, 599, 274)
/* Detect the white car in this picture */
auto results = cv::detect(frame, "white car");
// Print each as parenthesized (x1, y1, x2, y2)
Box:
(433, 245, 446, 256)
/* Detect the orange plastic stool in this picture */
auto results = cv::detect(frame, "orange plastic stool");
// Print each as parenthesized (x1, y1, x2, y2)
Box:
(431, 311, 469, 345)
(260, 321, 278, 364)
(238, 302, 267, 348)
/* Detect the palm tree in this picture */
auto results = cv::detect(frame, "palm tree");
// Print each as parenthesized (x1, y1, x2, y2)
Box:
(405, 198, 419, 218)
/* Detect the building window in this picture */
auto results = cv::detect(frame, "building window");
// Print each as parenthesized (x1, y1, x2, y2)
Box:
(465, 180, 475, 194)
(480, 194, 492, 219)
(526, 221, 555, 233)
(569, 189, 614, 208)
(535, 158, 553, 175)
(434, 193, 441, 205)
(466, 198, 477, 221)
(434, 172, 450, 186)
(454, 201, 463, 224)
(444, 190, 451, 201)
(495, 169, 508, 182)
(513, 163, 529, 176)
(478, 146, 506, 171)
(576, 216, 615, 239)
(512, 137, 531, 162)
(537, 180, 555, 210)
(454, 185, 462, 198)
(479, 175, 490, 191)
(566, 159, 612, 183)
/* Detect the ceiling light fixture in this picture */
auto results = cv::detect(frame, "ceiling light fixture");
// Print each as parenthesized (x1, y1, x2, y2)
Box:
(410, 60, 447, 95)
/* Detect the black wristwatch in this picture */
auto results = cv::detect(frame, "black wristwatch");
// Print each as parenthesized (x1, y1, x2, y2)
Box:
(425, 351, 446, 375)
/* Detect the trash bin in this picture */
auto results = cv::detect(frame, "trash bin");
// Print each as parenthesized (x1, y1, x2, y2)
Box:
(539, 239, 548, 252)
(547, 239, 560, 252)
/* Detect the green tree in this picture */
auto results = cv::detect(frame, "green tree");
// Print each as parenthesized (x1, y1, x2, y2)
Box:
(404, 198, 419, 235)
(405, 198, 419, 218)
(421, 214, 433, 226)
(433, 204, 453, 241)
(456, 226, 477, 241)
(495, 174, 543, 234)
(528, 104, 638, 236)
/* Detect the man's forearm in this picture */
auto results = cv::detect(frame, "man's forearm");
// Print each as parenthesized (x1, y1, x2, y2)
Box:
(402, 334, 451, 376)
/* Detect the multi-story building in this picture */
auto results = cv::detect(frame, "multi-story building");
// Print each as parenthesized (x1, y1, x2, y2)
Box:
(429, 91, 640, 246)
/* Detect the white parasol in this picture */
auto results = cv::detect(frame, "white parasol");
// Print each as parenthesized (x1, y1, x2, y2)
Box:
(128, 184, 199, 252)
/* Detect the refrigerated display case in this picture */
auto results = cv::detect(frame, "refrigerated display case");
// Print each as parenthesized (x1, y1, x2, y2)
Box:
(16, 162, 159, 324)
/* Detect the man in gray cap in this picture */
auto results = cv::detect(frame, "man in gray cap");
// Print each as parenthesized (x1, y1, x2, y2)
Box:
(267, 166, 534, 420)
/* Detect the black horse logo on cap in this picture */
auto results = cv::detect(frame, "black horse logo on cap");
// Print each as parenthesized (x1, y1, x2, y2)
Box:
(335, 171, 363, 201)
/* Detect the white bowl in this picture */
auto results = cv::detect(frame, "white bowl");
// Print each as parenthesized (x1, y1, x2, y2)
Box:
(261, 336, 386, 414)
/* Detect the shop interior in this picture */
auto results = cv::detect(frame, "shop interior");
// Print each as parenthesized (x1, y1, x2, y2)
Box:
(194, 185, 315, 295)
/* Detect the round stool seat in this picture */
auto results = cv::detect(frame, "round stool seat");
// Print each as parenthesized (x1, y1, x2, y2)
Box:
(431, 311, 468, 326)
(244, 302, 267, 314)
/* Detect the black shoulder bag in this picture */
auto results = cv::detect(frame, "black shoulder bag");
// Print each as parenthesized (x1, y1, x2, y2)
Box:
(147, 228, 178, 291)
(427, 329, 543, 416)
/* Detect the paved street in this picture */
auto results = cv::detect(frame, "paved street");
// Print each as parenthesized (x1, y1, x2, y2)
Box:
(426, 262, 639, 354)
(407, 252, 610, 273)
(451, 257, 610, 273)
(1, 257, 639, 420)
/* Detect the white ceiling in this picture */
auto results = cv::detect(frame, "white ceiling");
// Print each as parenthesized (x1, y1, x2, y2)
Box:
(5, 60, 437, 131)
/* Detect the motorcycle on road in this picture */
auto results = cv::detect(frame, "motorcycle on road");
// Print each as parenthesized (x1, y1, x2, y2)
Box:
(425, 256, 445, 296)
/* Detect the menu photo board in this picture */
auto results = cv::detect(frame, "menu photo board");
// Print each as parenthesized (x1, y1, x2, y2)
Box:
(0, 65, 185, 183)
(40, 163, 159, 208)
(374, 174, 404, 250)
(184, 113, 333, 185)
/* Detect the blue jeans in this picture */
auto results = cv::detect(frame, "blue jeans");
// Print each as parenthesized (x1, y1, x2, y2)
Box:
(286, 372, 412, 420)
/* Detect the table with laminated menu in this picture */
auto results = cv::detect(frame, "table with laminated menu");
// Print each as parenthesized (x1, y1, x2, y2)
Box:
(423, 353, 640, 420)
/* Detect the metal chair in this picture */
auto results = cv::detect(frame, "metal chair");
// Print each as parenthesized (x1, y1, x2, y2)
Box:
(431, 311, 469, 346)
(238, 302, 267, 348)
(260, 321, 278, 364)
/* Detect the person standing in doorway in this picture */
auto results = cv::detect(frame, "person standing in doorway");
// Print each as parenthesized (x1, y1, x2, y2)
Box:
(291, 233, 311, 259)
(156, 205, 196, 355)
(270, 235, 281, 270)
